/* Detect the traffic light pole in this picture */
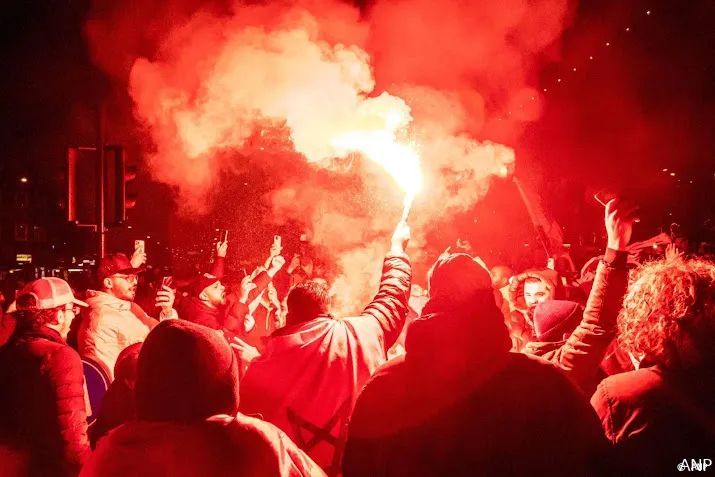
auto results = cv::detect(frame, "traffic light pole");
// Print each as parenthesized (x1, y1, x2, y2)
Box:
(97, 104, 106, 259)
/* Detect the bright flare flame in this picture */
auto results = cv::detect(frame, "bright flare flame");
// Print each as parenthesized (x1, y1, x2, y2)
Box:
(332, 130, 423, 210)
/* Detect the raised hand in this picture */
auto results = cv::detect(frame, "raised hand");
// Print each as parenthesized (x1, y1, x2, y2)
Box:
(155, 285, 176, 315)
(665, 243, 684, 262)
(230, 336, 261, 363)
(239, 275, 257, 304)
(216, 240, 228, 258)
(130, 249, 147, 269)
(605, 199, 639, 251)
(391, 221, 411, 253)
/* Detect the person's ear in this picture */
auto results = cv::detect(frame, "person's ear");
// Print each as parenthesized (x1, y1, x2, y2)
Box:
(51, 308, 64, 326)
(199, 290, 209, 302)
(103, 277, 113, 290)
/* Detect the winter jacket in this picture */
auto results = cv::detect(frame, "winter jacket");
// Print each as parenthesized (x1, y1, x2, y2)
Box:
(79, 414, 325, 477)
(0, 326, 90, 477)
(343, 291, 608, 477)
(591, 364, 715, 476)
(239, 251, 411, 475)
(78, 290, 176, 380)
(521, 249, 629, 393)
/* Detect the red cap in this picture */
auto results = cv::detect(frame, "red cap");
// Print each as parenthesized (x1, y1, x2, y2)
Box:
(97, 253, 144, 281)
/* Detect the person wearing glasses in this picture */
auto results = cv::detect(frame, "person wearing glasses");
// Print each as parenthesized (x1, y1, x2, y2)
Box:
(0, 277, 90, 477)
(79, 253, 177, 381)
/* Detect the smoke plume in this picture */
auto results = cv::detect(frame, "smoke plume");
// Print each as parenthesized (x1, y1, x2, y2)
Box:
(85, 0, 574, 314)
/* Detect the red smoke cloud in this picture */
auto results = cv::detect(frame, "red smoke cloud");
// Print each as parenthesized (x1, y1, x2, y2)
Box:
(84, 0, 574, 314)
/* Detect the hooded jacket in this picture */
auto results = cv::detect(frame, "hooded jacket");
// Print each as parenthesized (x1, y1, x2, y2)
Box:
(506, 269, 566, 351)
(78, 290, 174, 380)
(343, 285, 608, 477)
(80, 413, 324, 477)
(521, 249, 630, 394)
(0, 326, 90, 477)
(81, 319, 324, 477)
(239, 251, 411, 475)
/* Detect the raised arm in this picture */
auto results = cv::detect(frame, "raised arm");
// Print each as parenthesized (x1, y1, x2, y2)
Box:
(210, 239, 228, 277)
(352, 221, 412, 351)
(554, 199, 636, 390)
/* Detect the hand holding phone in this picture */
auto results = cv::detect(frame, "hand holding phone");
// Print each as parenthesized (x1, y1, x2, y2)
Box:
(270, 235, 283, 258)
(131, 240, 147, 268)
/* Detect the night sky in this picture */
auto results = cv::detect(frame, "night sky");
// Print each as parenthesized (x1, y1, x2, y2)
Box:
(1, 0, 714, 270)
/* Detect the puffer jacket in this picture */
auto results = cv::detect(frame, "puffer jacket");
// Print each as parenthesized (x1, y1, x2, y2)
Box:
(78, 291, 175, 380)
(79, 414, 325, 477)
(239, 251, 411, 475)
(522, 249, 630, 393)
(0, 326, 90, 477)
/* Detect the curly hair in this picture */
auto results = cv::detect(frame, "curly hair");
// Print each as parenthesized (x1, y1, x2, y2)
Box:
(11, 294, 63, 331)
(618, 257, 715, 367)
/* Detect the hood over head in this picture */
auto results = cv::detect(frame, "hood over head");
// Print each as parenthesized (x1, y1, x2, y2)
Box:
(135, 320, 239, 423)
(406, 253, 511, 379)
(508, 269, 564, 312)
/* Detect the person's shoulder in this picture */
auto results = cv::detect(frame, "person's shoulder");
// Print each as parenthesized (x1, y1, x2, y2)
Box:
(44, 342, 82, 369)
(222, 413, 298, 450)
(598, 366, 664, 403)
(505, 352, 580, 389)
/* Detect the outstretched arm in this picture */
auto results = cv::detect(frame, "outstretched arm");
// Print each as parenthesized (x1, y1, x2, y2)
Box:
(352, 221, 412, 351)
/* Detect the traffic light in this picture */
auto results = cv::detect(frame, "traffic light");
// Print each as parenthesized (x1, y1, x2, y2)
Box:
(104, 145, 137, 227)
(67, 147, 98, 226)
(66, 145, 137, 228)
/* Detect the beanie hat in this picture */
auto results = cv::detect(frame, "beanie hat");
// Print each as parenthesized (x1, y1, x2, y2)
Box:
(134, 320, 239, 423)
(533, 300, 584, 342)
(428, 253, 493, 302)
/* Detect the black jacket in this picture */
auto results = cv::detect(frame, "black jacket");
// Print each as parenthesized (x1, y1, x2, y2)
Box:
(343, 291, 608, 477)
(591, 364, 715, 476)
(0, 325, 90, 476)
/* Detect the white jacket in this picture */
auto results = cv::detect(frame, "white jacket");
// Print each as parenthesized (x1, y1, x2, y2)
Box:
(78, 290, 177, 380)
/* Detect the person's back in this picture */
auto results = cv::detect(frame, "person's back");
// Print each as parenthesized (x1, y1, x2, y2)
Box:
(343, 253, 607, 477)
(592, 365, 715, 476)
(79, 319, 323, 477)
(345, 353, 607, 476)
(83, 415, 320, 477)
(591, 257, 715, 476)
(238, 221, 412, 474)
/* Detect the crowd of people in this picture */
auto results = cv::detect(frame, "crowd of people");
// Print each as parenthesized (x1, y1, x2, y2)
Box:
(0, 199, 713, 476)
